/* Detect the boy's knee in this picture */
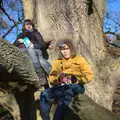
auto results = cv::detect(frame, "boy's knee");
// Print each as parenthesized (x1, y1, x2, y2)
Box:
(71, 84, 85, 94)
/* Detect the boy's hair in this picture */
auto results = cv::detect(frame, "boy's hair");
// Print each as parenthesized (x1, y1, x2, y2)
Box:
(57, 39, 76, 58)
(22, 19, 35, 32)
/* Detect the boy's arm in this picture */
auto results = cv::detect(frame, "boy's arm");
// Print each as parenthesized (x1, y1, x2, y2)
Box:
(77, 57, 94, 84)
(49, 60, 61, 85)
(34, 31, 46, 49)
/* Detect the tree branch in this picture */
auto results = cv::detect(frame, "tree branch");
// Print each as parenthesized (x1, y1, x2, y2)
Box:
(2, 24, 16, 38)
(1, 21, 21, 39)
(0, 6, 16, 24)
(0, 0, 22, 24)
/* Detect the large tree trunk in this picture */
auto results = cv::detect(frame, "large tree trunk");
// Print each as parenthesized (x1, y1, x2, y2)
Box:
(22, 0, 120, 116)
(27, 0, 120, 114)
(27, 0, 118, 111)
(1, 0, 119, 119)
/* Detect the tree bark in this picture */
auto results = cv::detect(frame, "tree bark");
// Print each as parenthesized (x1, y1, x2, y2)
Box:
(30, 0, 120, 114)
(1, 0, 120, 119)
(65, 94, 120, 120)
(22, 0, 34, 20)
(0, 38, 39, 120)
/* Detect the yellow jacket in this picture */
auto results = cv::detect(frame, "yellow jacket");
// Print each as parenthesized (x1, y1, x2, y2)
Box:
(49, 56, 93, 84)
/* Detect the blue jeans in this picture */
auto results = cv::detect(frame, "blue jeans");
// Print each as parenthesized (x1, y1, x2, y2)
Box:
(40, 84, 85, 120)
(25, 48, 52, 75)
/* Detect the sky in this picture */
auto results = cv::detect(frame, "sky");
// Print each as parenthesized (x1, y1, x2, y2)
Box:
(0, 0, 23, 43)
(1, 0, 120, 43)
(103, 0, 120, 33)
(107, 0, 120, 12)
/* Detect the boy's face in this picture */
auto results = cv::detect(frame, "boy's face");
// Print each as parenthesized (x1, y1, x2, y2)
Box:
(25, 23, 33, 31)
(60, 44, 71, 59)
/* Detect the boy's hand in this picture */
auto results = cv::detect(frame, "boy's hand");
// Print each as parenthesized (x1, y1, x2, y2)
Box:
(58, 73, 72, 84)
(18, 39, 23, 43)
(46, 40, 54, 48)
(30, 42, 34, 48)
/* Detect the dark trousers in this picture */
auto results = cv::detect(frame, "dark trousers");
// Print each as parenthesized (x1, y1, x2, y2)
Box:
(40, 84, 85, 120)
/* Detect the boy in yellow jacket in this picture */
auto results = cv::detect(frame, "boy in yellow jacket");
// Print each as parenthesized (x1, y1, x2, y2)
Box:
(40, 39, 93, 120)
